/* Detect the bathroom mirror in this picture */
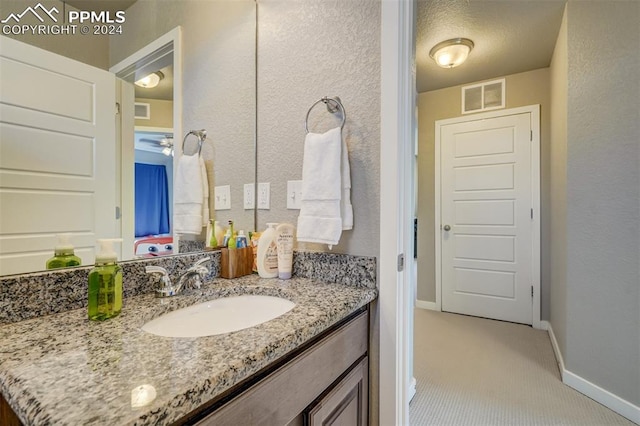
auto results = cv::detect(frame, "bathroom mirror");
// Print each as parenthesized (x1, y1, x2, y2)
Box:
(0, 0, 256, 275)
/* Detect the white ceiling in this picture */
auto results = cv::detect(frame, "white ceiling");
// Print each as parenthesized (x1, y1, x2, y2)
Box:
(65, 1, 565, 96)
(416, 0, 567, 93)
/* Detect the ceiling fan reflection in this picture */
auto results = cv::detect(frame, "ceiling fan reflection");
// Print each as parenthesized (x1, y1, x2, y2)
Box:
(139, 135, 174, 156)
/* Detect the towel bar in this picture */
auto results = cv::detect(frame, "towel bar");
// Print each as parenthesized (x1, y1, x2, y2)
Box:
(305, 96, 346, 133)
(182, 129, 206, 156)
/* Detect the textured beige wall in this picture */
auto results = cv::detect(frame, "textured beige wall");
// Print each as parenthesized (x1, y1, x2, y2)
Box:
(0, 0, 110, 69)
(134, 98, 173, 128)
(256, 0, 381, 258)
(256, 2, 380, 423)
(562, 0, 639, 406)
(549, 4, 568, 365)
(110, 0, 256, 233)
(417, 68, 551, 320)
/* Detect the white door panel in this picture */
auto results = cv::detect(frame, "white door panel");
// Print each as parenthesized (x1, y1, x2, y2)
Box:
(454, 126, 515, 158)
(0, 36, 117, 275)
(440, 112, 534, 324)
(454, 163, 515, 191)
(454, 200, 515, 225)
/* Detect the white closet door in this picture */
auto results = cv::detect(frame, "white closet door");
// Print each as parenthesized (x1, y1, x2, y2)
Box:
(440, 111, 534, 325)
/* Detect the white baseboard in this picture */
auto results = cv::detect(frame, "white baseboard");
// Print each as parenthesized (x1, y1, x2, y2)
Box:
(408, 377, 416, 403)
(415, 299, 438, 311)
(543, 320, 566, 373)
(545, 321, 640, 424)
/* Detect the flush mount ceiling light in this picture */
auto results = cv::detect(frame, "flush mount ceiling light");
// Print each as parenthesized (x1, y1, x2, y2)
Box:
(134, 71, 164, 88)
(429, 38, 474, 69)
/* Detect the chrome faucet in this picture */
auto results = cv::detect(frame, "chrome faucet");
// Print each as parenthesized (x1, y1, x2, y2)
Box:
(145, 258, 211, 298)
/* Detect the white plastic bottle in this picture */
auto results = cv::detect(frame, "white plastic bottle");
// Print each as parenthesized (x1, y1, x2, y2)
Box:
(276, 223, 295, 280)
(257, 223, 279, 278)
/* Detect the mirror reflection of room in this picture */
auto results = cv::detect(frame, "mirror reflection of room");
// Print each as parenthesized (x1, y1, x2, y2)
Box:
(0, 0, 257, 276)
(133, 60, 174, 259)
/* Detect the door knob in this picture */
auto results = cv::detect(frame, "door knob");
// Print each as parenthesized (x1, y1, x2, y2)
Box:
(443, 225, 451, 231)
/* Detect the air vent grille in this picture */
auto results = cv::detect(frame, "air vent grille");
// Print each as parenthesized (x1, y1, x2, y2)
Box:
(135, 102, 150, 119)
(462, 78, 505, 114)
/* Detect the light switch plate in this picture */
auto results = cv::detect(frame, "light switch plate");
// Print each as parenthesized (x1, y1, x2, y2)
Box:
(258, 182, 270, 210)
(287, 180, 303, 209)
(243, 183, 255, 209)
(214, 185, 231, 210)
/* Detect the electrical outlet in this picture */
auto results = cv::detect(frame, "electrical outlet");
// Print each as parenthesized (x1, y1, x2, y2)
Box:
(287, 180, 303, 209)
(258, 182, 270, 209)
(214, 185, 231, 210)
(243, 183, 255, 209)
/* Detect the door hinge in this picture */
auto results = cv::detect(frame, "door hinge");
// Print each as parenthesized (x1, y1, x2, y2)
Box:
(531, 208, 534, 219)
(397, 254, 405, 272)
(115, 206, 121, 219)
(531, 286, 534, 298)
(115, 102, 121, 115)
(530, 130, 533, 141)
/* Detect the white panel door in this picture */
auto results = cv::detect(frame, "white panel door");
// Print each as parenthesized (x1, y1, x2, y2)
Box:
(440, 112, 533, 324)
(0, 36, 117, 275)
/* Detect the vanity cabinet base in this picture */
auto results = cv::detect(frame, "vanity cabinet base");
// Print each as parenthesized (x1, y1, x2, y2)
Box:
(193, 309, 369, 426)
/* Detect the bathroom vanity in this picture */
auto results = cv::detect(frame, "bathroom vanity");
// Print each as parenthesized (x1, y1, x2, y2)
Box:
(0, 275, 376, 425)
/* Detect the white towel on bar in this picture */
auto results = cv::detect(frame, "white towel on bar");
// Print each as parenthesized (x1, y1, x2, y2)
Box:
(341, 134, 353, 231)
(297, 126, 352, 247)
(174, 154, 209, 234)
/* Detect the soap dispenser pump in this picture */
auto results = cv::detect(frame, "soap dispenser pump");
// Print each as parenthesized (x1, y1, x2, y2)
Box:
(88, 238, 123, 321)
(46, 234, 82, 270)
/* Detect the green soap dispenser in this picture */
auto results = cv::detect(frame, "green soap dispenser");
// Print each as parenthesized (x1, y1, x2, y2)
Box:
(46, 234, 82, 269)
(88, 239, 123, 321)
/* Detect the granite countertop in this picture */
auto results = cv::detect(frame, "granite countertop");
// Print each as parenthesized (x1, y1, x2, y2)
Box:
(0, 275, 377, 425)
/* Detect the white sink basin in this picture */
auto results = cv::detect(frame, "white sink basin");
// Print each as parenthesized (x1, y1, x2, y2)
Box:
(141, 295, 296, 338)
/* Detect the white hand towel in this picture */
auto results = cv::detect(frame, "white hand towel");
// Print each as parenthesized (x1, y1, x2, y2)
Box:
(174, 155, 207, 234)
(341, 136, 353, 230)
(297, 127, 348, 246)
(199, 157, 210, 227)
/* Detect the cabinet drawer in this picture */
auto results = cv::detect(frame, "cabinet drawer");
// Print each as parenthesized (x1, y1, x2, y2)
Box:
(196, 310, 368, 426)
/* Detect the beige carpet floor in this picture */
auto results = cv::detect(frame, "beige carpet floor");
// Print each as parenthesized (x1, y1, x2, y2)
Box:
(409, 309, 636, 426)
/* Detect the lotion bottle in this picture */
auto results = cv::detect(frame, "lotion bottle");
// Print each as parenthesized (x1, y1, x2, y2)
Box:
(275, 223, 295, 280)
(257, 223, 279, 278)
(46, 234, 81, 269)
(88, 239, 123, 321)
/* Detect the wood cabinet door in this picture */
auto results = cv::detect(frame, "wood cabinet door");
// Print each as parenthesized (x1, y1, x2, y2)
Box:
(306, 357, 368, 426)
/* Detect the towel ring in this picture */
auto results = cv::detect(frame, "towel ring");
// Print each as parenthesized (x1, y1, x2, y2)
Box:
(305, 96, 346, 133)
(182, 129, 206, 156)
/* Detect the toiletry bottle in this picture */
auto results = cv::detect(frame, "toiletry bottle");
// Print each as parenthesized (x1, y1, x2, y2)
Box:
(276, 223, 295, 280)
(251, 231, 262, 272)
(207, 219, 218, 248)
(46, 234, 82, 269)
(236, 230, 248, 248)
(223, 229, 231, 247)
(214, 221, 225, 247)
(257, 223, 279, 278)
(206, 219, 215, 248)
(228, 220, 237, 249)
(88, 239, 123, 321)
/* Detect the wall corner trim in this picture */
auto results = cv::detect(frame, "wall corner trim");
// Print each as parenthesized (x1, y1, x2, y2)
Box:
(545, 321, 640, 424)
(415, 299, 438, 311)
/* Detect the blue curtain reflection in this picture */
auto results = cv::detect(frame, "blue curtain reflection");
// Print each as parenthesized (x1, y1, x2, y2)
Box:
(135, 163, 170, 237)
